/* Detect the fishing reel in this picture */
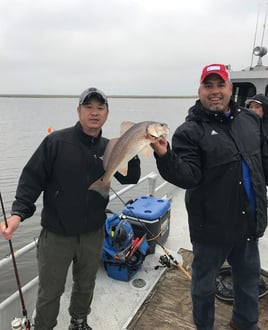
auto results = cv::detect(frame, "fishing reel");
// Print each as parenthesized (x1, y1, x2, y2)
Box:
(11, 317, 31, 330)
(155, 254, 171, 269)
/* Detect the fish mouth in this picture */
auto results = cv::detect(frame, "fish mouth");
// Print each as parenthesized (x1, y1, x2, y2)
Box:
(148, 132, 168, 139)
(149, 134, 159, 139)
(147, 123, 169, 139)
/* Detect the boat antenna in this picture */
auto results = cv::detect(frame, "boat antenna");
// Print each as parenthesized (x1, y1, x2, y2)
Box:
(0, 192, 31, 330)
(110, 187, 192, 280)
(260, 2, 268, 48)
(250, 3, 261, 68)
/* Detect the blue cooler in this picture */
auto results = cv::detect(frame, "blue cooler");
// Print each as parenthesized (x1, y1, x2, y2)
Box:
(122, 196, 171, 254)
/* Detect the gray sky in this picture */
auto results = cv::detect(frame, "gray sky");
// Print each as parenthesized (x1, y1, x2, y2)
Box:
(0, 0, 267, 95)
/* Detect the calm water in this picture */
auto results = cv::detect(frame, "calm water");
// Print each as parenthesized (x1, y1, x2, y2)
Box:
(0, 96, 194, 301)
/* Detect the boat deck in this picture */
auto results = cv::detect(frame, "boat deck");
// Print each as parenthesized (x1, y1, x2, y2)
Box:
(127, 248, 268, 330)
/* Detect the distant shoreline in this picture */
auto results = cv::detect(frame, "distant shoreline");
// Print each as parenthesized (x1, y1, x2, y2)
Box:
(0, 94, 197, 99)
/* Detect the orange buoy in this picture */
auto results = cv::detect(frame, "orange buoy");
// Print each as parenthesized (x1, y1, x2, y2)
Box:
(47, 126, 53, 134)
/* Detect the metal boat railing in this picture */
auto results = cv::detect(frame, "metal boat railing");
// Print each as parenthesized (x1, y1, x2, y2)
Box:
(0, 171, 167, 329)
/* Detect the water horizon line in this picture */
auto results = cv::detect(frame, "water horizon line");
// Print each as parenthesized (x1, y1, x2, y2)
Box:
(0, 94, 197, 99)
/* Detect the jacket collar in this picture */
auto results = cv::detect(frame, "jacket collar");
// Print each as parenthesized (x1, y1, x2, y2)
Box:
(187, 99, 241, 123)
(75, 121, 102, 145)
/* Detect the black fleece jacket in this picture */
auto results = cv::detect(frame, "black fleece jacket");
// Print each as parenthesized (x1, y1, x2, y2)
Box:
(11, 122, 141, 235)
(155, 100, 268, 245)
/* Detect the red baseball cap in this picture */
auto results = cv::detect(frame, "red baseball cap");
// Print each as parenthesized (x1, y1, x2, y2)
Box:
(200, 64, 230, 83)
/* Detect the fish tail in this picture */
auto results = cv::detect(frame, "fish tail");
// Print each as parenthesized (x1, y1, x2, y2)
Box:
(88, 178, 110, 199)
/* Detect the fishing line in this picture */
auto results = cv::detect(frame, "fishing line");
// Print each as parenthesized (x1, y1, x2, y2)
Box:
(0, 192, 31, 330)
(109, 187, 191, 280)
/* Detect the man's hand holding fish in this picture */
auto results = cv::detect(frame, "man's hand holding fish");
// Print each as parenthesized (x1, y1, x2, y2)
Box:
(150, 135, 169, 157)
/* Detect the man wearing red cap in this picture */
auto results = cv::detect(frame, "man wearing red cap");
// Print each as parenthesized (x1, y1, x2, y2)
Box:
(151, 64, 268, 330)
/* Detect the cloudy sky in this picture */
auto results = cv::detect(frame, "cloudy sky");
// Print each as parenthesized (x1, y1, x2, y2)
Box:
(0, 0, 267, 95)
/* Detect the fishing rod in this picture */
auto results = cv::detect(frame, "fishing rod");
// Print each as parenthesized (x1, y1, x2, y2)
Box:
(110, 187, 192, 281)
(0, 192, 31, 330)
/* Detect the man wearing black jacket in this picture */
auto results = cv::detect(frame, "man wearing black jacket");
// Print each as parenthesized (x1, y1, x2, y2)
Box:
(0, 87, 141, 330)
(151, 64, 268, 330)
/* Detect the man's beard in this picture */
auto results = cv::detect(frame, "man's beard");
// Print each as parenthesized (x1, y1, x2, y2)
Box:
(208, 104, 225, 112)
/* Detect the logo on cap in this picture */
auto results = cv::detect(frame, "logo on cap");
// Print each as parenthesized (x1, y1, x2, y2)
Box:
(79, 87, 108, 105)
(200, 64, 229, 83)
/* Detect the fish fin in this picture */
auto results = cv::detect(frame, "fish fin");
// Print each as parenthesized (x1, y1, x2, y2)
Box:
(120, 121, 136, 135)
(117, 145, 150, 174)
(89, 178, 110, 199)
(140, 146, 152, 157)
(103, 138, 119, 170)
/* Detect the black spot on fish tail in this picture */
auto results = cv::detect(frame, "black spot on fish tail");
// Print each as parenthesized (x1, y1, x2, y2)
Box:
(88, 188, 109, 200)
(87, 189, 109, 209)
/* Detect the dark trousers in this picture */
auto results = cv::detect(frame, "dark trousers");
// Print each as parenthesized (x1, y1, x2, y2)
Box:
(34, 227, 104, 330)
(191, 239, 260, 330)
